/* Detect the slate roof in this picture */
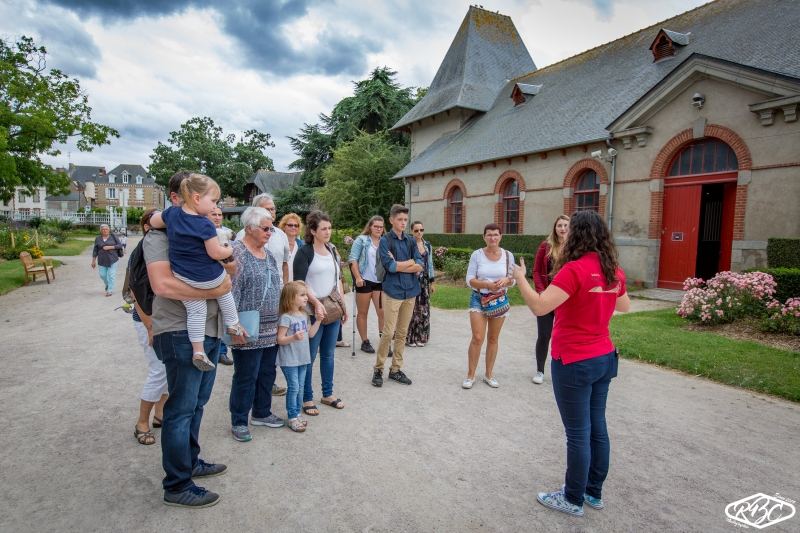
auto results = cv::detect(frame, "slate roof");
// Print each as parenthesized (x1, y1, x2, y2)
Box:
(394, 0, 800, 179)
(392, 6, 536, 129)
(45, 192, 83, 201)
(97, 165, 156, 185)
(68, 165, 105, 186)
(248, 170, 303, 194)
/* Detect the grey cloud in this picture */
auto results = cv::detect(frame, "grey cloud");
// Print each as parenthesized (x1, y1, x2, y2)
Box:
(43, 0, 381, 76)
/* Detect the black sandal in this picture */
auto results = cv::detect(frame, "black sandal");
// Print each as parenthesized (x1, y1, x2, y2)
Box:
(302, 404, 319, 416)
(152, 417, 162, 428)
(135, 427, 156, 445)
(321, 398, 344, 409)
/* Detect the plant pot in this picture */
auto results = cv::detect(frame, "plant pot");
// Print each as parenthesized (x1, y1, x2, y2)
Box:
(633, 280, 644, 287)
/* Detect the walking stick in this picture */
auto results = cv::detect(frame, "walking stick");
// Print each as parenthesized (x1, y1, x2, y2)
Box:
(349, 263, 356, 356)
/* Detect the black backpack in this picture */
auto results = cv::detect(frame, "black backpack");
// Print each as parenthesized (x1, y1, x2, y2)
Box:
(127, 230, 160, 316)
(375, 233, 412, 282)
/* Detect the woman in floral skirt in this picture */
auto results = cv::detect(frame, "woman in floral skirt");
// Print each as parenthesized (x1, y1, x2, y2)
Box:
(406, 221, 435, 347)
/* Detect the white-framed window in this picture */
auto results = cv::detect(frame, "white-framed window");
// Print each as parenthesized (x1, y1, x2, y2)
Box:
(122, 172, 129, 184)
(135, 188, 144, 201)
(32, 189, 40, 203)
(136, 175, 143, 184)
(108, 174, 116, 184)
(106, 187, 117, 199)
(61, 201, 69, 211)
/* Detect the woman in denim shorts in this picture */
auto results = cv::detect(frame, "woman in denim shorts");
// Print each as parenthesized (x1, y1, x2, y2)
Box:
(348, 216, 386, 354)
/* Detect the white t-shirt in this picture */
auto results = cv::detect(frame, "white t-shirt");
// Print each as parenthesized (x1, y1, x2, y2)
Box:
(362, 241, 378, 283)
(466, 248, 516, 294)
(305, 251, 337, 301)
(287, 240, 300, 282)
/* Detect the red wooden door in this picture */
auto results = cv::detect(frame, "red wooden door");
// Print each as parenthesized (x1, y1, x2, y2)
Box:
(658, 184, 702, 289)
(717, 183, 737, 272)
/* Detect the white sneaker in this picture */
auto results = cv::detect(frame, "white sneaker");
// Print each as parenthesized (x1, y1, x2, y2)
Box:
(483, 375, 499, 388)
(416, 343, 425, 347)
(462, 378, 474, 389)
(532, 371, 544, 384)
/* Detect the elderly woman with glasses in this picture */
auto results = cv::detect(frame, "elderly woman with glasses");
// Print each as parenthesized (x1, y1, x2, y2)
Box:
(279, 213, 305, 282)
(227, 206, 285, 442)
(405, 221, 435, 347)
(91, 223, 124, 296)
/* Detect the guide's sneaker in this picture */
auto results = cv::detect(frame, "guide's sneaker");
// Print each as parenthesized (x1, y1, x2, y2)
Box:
(251, 414, 285, 428)
(537, 488, 584, 516)
(192, 459, 228, 478)
(372, 369, 383, 387)
(584, 493, 604, 510)
(163, 485, 220, 508)
(388, 369, 412, 385)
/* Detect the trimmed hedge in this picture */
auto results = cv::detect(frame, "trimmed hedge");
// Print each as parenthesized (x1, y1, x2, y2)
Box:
(767, 238, 800, 268)
(743, 267, 800, 303)
(433, 246, 536, 278)
(426, 233, 548, 255)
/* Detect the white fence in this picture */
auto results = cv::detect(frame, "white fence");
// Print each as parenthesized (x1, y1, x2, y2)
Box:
(10, 211, 126, 229)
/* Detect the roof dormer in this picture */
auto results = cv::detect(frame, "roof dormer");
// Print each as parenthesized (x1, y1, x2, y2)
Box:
(511, 83, 542, 106)
(649, 29, 691, 62)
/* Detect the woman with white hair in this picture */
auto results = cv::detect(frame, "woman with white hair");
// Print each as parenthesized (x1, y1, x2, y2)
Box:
(227, 206, 285, 442)
(91, 223, 123, 296)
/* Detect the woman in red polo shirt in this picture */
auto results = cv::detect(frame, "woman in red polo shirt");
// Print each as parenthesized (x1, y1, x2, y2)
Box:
(531, 215, 569, 384)
(512, 209, 630, 517)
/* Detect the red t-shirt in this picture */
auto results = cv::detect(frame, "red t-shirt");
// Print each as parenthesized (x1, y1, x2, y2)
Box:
(550, 252, 626, 364)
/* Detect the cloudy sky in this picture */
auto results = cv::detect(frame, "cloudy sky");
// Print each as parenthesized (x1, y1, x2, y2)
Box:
(2, 0, 708, 173)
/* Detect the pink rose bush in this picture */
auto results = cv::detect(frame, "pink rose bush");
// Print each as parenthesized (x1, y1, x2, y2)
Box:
(763, 298, 800, 335)
(677, 271, 776, 325)
(344, 236, 354, 245)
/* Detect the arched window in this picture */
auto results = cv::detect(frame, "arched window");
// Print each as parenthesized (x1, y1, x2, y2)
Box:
(449, 187, 463, 234)
(575, 170, 600, 211)
(668, 140, 738, 177)
(503, 180, 520, 234)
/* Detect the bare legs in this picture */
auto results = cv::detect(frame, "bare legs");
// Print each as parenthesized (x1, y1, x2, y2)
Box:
(136, 394, 167, 433)
(355, 290, 385, 342)
(467, 312, 506, 380)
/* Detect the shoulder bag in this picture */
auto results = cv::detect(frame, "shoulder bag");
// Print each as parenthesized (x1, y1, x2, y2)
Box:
(319, 244, 346, 325)
(222, 256, 271, 346)
(112, 233, 125, 257)
(479, 250, 511, 318)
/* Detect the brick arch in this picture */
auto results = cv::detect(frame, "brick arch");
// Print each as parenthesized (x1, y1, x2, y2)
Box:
(563, 159, 609, 216)
(493, 170, 526, 233)
(443, 179, 467, 233)
(648, 125, 752, 240)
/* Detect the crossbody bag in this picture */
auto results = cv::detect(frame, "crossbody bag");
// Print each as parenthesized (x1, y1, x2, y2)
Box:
(479, 250, 511, 318)
(319, 244, 346, 325)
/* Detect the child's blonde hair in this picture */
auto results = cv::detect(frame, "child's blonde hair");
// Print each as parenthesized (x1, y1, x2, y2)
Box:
(280, 280, 310, 317)
(180, 173, 221, 207)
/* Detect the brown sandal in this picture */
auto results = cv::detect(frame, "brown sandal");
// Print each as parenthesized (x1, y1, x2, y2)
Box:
(135, 427, 156, 445)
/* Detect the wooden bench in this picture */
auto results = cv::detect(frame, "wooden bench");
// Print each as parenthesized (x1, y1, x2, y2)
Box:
(20, 252, 56, 286)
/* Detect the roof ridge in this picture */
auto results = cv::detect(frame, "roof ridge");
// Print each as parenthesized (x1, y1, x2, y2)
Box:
(509, 0, 725, 83)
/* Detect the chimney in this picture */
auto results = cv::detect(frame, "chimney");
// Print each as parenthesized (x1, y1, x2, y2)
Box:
(99, 167, 106, 175)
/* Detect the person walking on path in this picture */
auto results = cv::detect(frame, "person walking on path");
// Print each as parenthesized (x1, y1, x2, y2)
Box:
(120, 232, 128, 255)
(405, 221, 435, 347)
(276, 280, 321, 433)
(91, 224, 123, 296)
(145, 171, 232, 509)
(207, 205, 234, 366)
(372, 204, 423, 388)
(349, 216, 386, 354)
(511, 209, 630, 517)
(531, 215, 569, 384)
(292, 210, 348, 414)
(227, 206, 285, 442)
(132, 208, 167, 446)
(462, 223, 515, 389)
(279, 213, 304, 282)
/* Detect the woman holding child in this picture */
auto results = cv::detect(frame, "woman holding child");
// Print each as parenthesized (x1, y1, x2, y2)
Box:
(227, 206, 284, 442)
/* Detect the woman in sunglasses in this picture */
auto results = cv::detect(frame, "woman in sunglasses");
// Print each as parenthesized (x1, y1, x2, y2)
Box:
(405, 221, 435, 347)
(279, 213, 305, 282)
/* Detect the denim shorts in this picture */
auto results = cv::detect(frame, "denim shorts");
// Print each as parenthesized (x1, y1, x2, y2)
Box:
(469, 291, 509, 318)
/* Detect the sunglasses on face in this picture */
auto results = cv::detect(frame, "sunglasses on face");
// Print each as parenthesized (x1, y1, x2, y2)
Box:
(284, 224, 299, 228)
(258, 225, 273, 233)
(413, 229, 424, 233)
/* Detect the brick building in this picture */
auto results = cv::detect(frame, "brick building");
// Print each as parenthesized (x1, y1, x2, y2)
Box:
(92, 164, 165, 210)
(393, 0, 800, 288)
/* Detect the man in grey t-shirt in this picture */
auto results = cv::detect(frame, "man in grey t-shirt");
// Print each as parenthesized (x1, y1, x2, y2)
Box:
(145, 171, 232, 509)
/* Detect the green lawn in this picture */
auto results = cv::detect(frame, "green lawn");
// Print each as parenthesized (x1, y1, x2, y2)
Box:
(68, 229, 101, 237)
(610, 309, 800, 402)
(0, 259, 63, 295)
(431, 284, 526, 310)
(42, 239, 92, 256)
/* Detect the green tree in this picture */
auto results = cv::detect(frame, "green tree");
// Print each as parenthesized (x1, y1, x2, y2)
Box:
(316, 131, 408, 228)
(0, 36, 119, 201)
(148, 116, 274, 200)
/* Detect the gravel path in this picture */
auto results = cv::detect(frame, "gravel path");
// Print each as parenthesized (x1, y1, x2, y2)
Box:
(1, 237, 798, 532)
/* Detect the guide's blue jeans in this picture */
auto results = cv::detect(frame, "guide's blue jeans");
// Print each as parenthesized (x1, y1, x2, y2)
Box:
(550, 349, 618, 506)
(229, 344, 278, 427)
(153, 331, 220, 493)
(304, 317, 340, 402)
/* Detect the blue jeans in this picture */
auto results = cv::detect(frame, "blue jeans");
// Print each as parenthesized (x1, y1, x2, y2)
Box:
(153, 331, 220, 493)
(305, 317, 340, 402)
(98, 262, 118, 292)
(551, 349, 618, 506)
(229, 345, 278, 427)
(281, 365, 307, 419)
(219, 342, 228, 357)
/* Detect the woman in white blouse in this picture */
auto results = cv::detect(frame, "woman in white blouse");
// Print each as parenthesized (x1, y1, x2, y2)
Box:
(463, 223, 515, 389)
